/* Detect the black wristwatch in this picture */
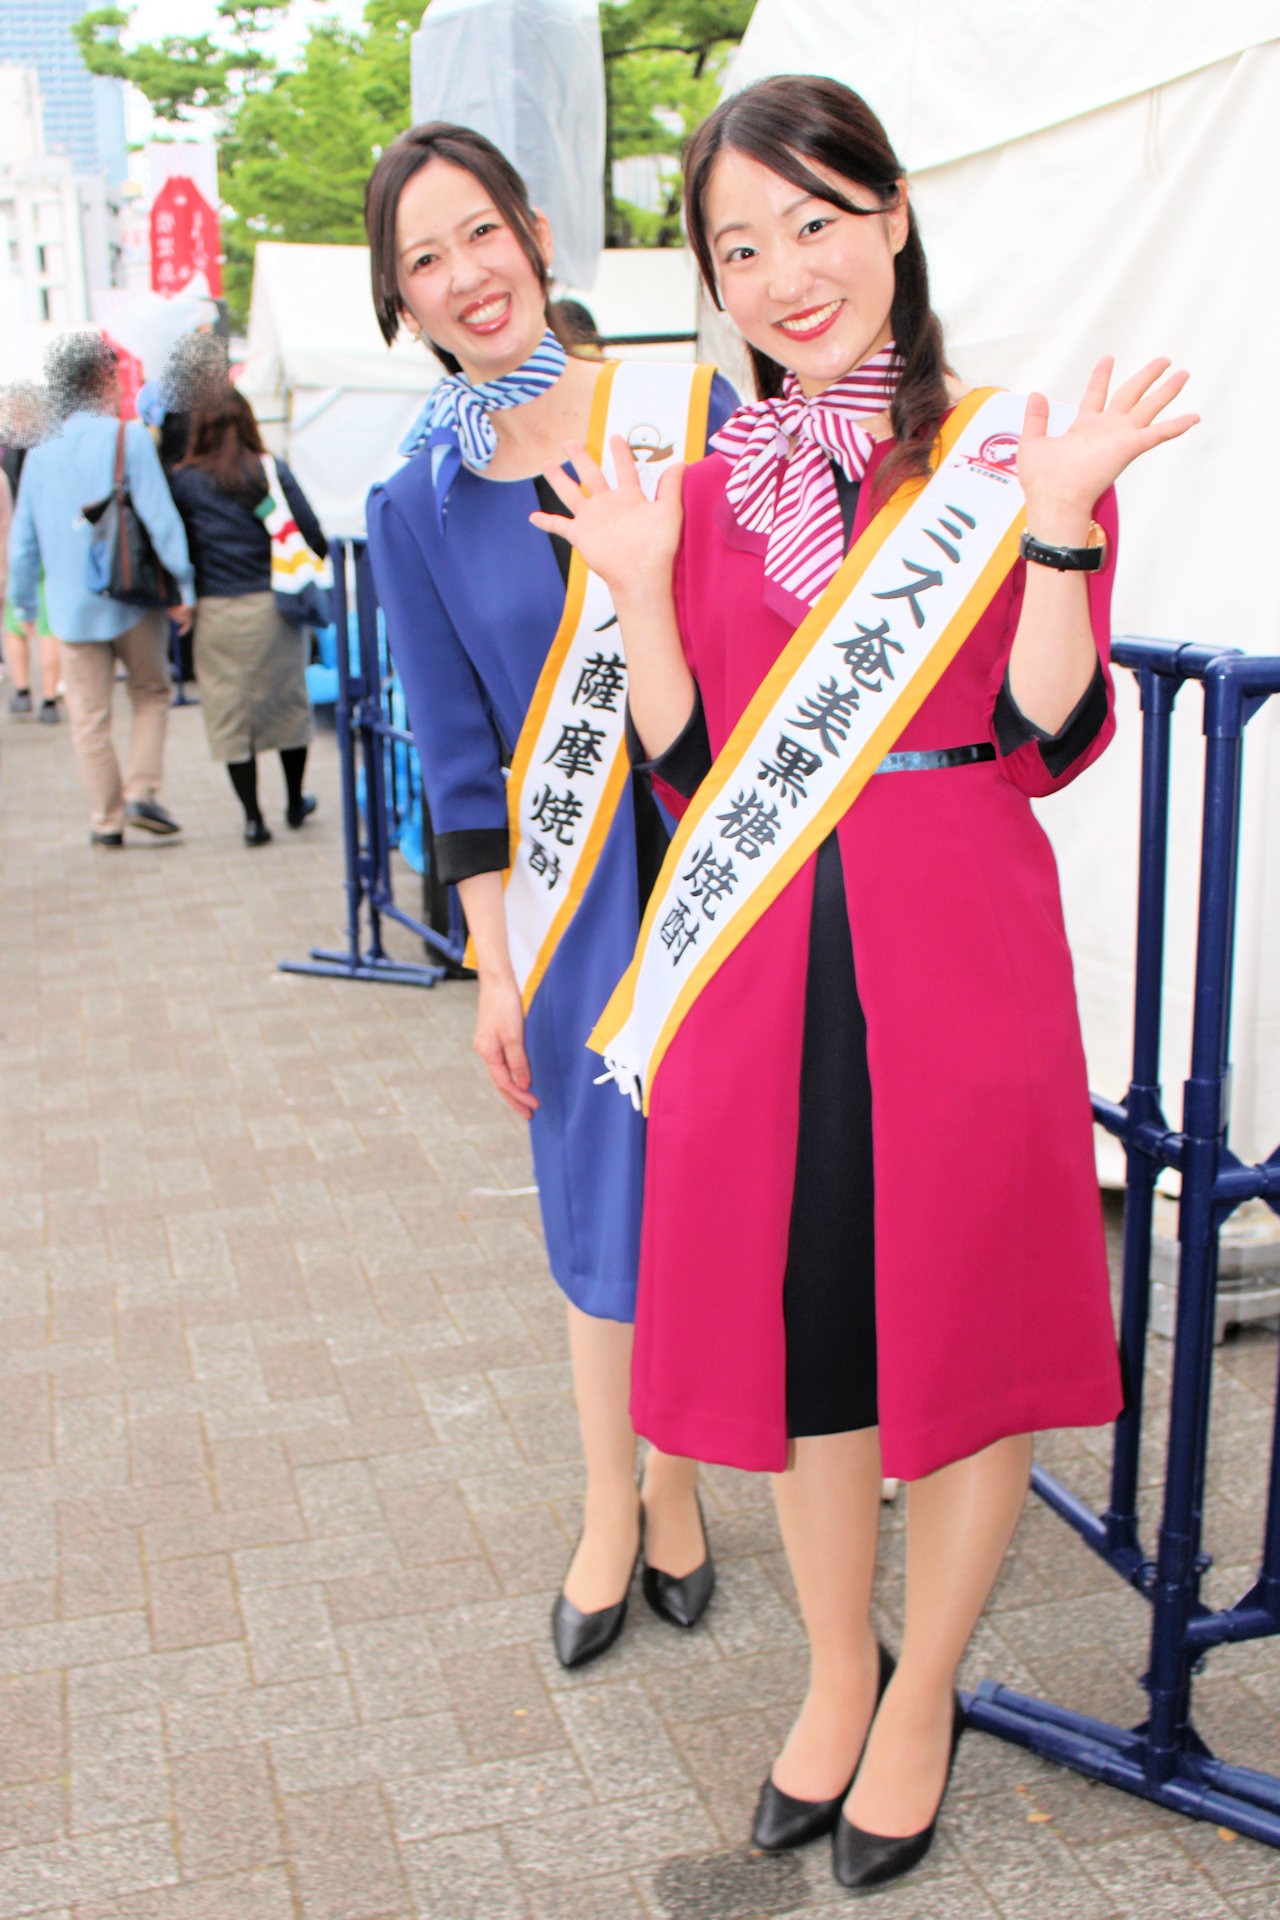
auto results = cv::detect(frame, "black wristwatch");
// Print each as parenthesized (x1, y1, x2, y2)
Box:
(1019, 522, 1108, 572)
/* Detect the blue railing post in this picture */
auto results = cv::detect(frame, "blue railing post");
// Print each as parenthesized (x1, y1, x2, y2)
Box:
(279, 538, 449, 987)
(967, 637, 1280, 1848)
(1107, 662, 1179, 1564)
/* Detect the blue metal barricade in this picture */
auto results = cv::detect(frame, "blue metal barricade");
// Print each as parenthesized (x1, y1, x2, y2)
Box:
(279, 539, 467, 987)
(968, 637, 1280, 1847)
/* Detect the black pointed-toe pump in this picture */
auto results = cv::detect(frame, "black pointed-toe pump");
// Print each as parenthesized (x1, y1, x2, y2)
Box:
(831, 1691, 965, 1890)
(751, 1643, 897, 1853)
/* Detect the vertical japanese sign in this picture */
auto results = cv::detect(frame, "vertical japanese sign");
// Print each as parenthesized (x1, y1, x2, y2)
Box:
(146, 146, 223, 298)
(149, 175, 223, 297)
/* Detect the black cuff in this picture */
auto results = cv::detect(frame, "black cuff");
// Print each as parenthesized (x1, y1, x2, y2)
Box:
(432, 826, 509, 884)
(994, 659, 1108, 777)
(627, 687, 713, 800)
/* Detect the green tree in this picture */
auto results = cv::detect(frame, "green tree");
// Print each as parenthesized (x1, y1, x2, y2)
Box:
(76, 0, 414, 321)
(75, 1, 751, 321)
(602, 2, 753, 244)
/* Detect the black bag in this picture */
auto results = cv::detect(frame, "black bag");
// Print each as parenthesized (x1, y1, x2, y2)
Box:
(82, 422, 177, 609)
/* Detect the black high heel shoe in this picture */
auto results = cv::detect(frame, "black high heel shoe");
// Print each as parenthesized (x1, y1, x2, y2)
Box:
(551, 1517, 642, 1670)
(641, 1492, 715, 1630)
(831, 1690, 965, 1890)
(751, 1643, 896, 1853)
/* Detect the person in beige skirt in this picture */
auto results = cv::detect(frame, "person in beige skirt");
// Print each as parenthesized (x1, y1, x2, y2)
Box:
(170, 387, 326, 845)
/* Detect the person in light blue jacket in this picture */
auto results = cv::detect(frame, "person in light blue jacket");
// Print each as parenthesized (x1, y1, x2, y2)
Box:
(7, 334, 195, 844)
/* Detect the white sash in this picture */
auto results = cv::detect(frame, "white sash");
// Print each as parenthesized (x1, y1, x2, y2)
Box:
(591, 387, 1071, 1109)
(502, 360, 715, 1008)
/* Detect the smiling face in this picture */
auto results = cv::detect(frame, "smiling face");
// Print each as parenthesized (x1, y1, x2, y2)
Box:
(704, 148, 908, 397)
(394, 157, 553, 382)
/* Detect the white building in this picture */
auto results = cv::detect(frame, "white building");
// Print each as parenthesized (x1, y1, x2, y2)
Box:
(0, 61, 124, 380)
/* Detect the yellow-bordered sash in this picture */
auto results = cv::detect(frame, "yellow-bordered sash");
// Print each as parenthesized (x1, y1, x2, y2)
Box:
(590, 387, 1066, 1111)
(501, 359, 716, 1009)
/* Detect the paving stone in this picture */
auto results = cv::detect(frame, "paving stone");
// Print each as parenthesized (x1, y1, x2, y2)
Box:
(0, 1779, 64, 1851)
(293, 1458, 384, 1536)
(445, 1641, 565, 1766)
(0, 1375, 52, 1471)
(269, 1710, 468, 1793)
(73, 1866, 296, 1920)
(70, 1707, 169, 1832)
(0, 1671, 64, 1788)
(400, 1829, 526, 1920)
(171, 1743, 283, 1875)
(234, 1531, 401, 1590)
(162, 1673, 357, 1756)
(67, 1643, 252, 1720)
(337, 1613, 452, 1724)
(283, 1783, 411, 1919)
(0, 1820, 177, 1914)
(146, 1555, 243, 1652)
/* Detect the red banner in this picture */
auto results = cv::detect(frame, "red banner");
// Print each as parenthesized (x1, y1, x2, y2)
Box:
(150, 175, 223, 298)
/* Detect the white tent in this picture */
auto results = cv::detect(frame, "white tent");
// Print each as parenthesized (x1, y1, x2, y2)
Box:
(720, 0, 1280, 1178)
(238, 242, 433, 539)
(238, 241, 703, 537)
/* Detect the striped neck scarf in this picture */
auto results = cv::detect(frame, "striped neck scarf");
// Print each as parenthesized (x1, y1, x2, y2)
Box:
(711, 343, 902, 605)
(400, 327, 568, 517)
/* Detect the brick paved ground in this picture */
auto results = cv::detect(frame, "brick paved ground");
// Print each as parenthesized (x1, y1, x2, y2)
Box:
(1, 694, 1278, 1920)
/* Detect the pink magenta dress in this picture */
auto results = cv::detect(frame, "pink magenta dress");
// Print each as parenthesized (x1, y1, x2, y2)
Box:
(630, 431, 1124, 1480)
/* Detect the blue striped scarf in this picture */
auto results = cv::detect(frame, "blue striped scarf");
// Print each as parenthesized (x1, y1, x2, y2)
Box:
(399, 328, 568, 519)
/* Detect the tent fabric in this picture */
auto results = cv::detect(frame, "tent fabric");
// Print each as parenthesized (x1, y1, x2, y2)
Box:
(410, 0, 606, 290)
(714, 7, 1280, 1174)
(727, 0, 1280, 168)
(237, 244, 434, 539)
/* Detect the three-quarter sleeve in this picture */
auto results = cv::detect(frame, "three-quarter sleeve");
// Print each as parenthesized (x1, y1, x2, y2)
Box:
(366, 485, 510, 883)
(627, 688, 713, 820)
(988, 485, 1119, 798)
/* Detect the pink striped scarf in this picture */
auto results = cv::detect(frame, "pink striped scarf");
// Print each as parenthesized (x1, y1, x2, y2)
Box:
(711, 344, 902, 605)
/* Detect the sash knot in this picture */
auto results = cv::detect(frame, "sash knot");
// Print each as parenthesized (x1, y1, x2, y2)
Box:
(399, 327, 568, 525)
(712, 345, 902, 605)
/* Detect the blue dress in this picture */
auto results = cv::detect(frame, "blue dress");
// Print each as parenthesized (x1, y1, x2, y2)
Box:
(365, 373, 735, 1322)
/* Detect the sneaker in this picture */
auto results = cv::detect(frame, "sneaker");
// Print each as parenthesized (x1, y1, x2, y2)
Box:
(37, 699, 59, 725)
(9, 689, 31, 715)
(285, 793, 318, 829)
(124, 798, 182, 836)
(90, 830, 124, 848)
(243, 817, 272, 847)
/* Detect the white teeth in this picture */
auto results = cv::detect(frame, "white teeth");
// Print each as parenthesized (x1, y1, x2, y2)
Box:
(464, 296, 509, 326)
(779, 300, 840, 335)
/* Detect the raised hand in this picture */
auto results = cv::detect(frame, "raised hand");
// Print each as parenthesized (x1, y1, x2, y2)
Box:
(530, 434, 685, 599)
(1018, 357, 1198, 542)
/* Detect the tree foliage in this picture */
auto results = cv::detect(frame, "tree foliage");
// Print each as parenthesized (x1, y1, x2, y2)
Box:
(74, 1, 750, 319)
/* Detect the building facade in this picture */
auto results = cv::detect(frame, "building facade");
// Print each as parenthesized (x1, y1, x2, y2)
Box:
(0, 0, 127, 184)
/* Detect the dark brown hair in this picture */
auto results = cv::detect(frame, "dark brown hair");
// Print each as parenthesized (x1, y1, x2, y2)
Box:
(180, 385, 266, 495)
(364, 122, 562, 375)
(683, 75, 950, 496)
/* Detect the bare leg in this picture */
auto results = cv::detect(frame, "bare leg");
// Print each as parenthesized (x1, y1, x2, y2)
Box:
(769, 1429, 883, 1800)
(561, 1304, 702, 1609)
(38, 635, 60, 703)
(4, 627, 29, 694)
(844, 1432, 1033, 1835)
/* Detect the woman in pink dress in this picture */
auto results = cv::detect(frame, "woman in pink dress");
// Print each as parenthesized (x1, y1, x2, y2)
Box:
(534, 75, 1196, 1891)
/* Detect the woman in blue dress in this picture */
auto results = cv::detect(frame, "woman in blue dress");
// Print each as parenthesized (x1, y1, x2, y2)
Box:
(363, 124, 735, 1667)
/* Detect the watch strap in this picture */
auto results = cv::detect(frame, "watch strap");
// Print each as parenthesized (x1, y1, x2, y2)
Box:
(1019, 524, 1107, 572)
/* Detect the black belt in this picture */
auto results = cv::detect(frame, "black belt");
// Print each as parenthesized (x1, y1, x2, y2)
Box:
(874, 743, 995, 774)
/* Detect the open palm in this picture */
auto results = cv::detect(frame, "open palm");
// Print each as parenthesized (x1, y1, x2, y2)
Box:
(530, 435, 685, 595)
(1018, 357, 1198, 513)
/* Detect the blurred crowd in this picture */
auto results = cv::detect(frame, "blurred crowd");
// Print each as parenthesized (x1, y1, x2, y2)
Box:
(0, 330, 329, 849)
